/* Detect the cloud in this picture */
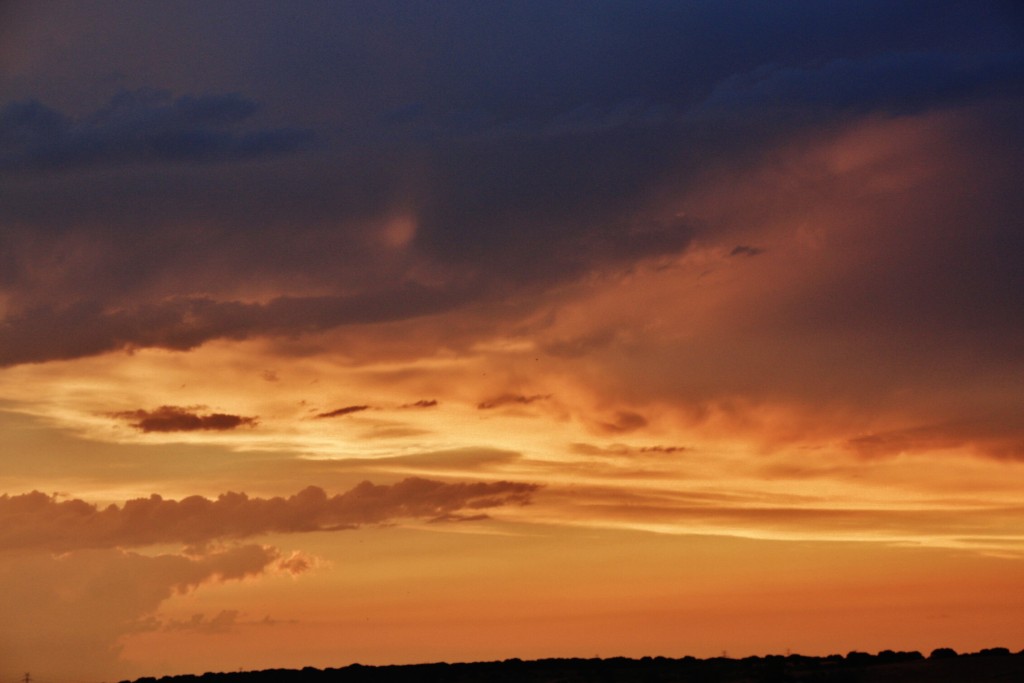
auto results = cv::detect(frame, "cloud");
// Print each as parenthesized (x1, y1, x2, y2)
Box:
(846, 419, 1024, 461)
(639, 445, 687, 454)
(402, 399, 439, 409)
(0, 88, 315, 171)
(696, 51, 1024, 122)
(276, 549, 318, 575)
(3, 40, 1017, 373)
(729, 245, 765, 257)
(294, 447, 523, 475)
(155, 608, 303, 634)
(518, 102, 1024, 459)
(0, 287, 468, 367)
(0, 478, 540, 553)
(540, 329, 618, 359)
(429, 513, 492, 523)
(163, 609, 240, 634)
(0, 544, 283, 681)
(543, 483, 1024, 548)
(111, 405, 257, 432)
(477, 394, 551, 410)
(315, 405, 371, 419)
(0, 4, 1020, 678)
(597, 411, 649, 434)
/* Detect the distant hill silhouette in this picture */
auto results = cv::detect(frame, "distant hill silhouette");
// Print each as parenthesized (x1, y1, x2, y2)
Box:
(120, 647, 1024, 683)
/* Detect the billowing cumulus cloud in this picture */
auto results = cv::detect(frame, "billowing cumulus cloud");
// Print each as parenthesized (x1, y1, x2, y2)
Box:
(111, 405, 258, 432)
(0, 544, 284, 681)
(0, 478, 540, 552)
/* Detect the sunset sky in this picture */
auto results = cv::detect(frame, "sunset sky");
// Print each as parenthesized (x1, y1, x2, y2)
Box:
(2, 2, 1023, 680)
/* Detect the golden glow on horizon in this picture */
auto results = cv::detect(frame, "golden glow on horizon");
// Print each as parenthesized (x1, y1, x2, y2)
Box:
(2, 328, 1022, 555)
(116, 523, 1024, 676)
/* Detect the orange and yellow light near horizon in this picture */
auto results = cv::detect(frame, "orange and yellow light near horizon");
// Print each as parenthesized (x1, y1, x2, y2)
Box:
(1, 2, 1023, 681)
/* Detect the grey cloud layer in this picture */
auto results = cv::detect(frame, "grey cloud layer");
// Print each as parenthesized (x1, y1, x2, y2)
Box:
(0, 288, 466, 366)
(0, 478, 539, 552)
(698, 51, 1024, 118)
(0, 89, 314, 171)
(0, 1, 1021, 372)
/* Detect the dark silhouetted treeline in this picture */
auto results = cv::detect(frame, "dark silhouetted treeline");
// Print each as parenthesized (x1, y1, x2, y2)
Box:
(120, 647, 1024, 683)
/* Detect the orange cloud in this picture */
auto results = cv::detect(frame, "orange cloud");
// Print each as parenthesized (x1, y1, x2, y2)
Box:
(315, 405, 371, 418)
(595, 410, 648, 434)
(111, 405, 258, 432)
(0, 544, 283, 680)
(401, 399, 439, 409)
(477, 394, 550, 410)
(0, 478, 540, 552)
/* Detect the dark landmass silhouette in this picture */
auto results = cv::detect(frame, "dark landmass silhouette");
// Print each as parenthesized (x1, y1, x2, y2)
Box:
(120, 647, 1024, 683)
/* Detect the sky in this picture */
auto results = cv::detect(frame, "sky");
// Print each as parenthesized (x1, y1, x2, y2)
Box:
(1, 1, 1023, 680)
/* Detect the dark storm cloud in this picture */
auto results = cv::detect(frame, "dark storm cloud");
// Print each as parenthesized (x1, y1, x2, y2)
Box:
(411, 140, 698, 281)
(0, 1, 1021, 365)
(242, 1, 1021, 124)
(697, 51, 1024, 119)
(0, 286, 467, 367)
(110, 406, 257, 433)
(769, 103, 1024, 357)
(0, 478, 540, 552)
(0, 89, 315, 171)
